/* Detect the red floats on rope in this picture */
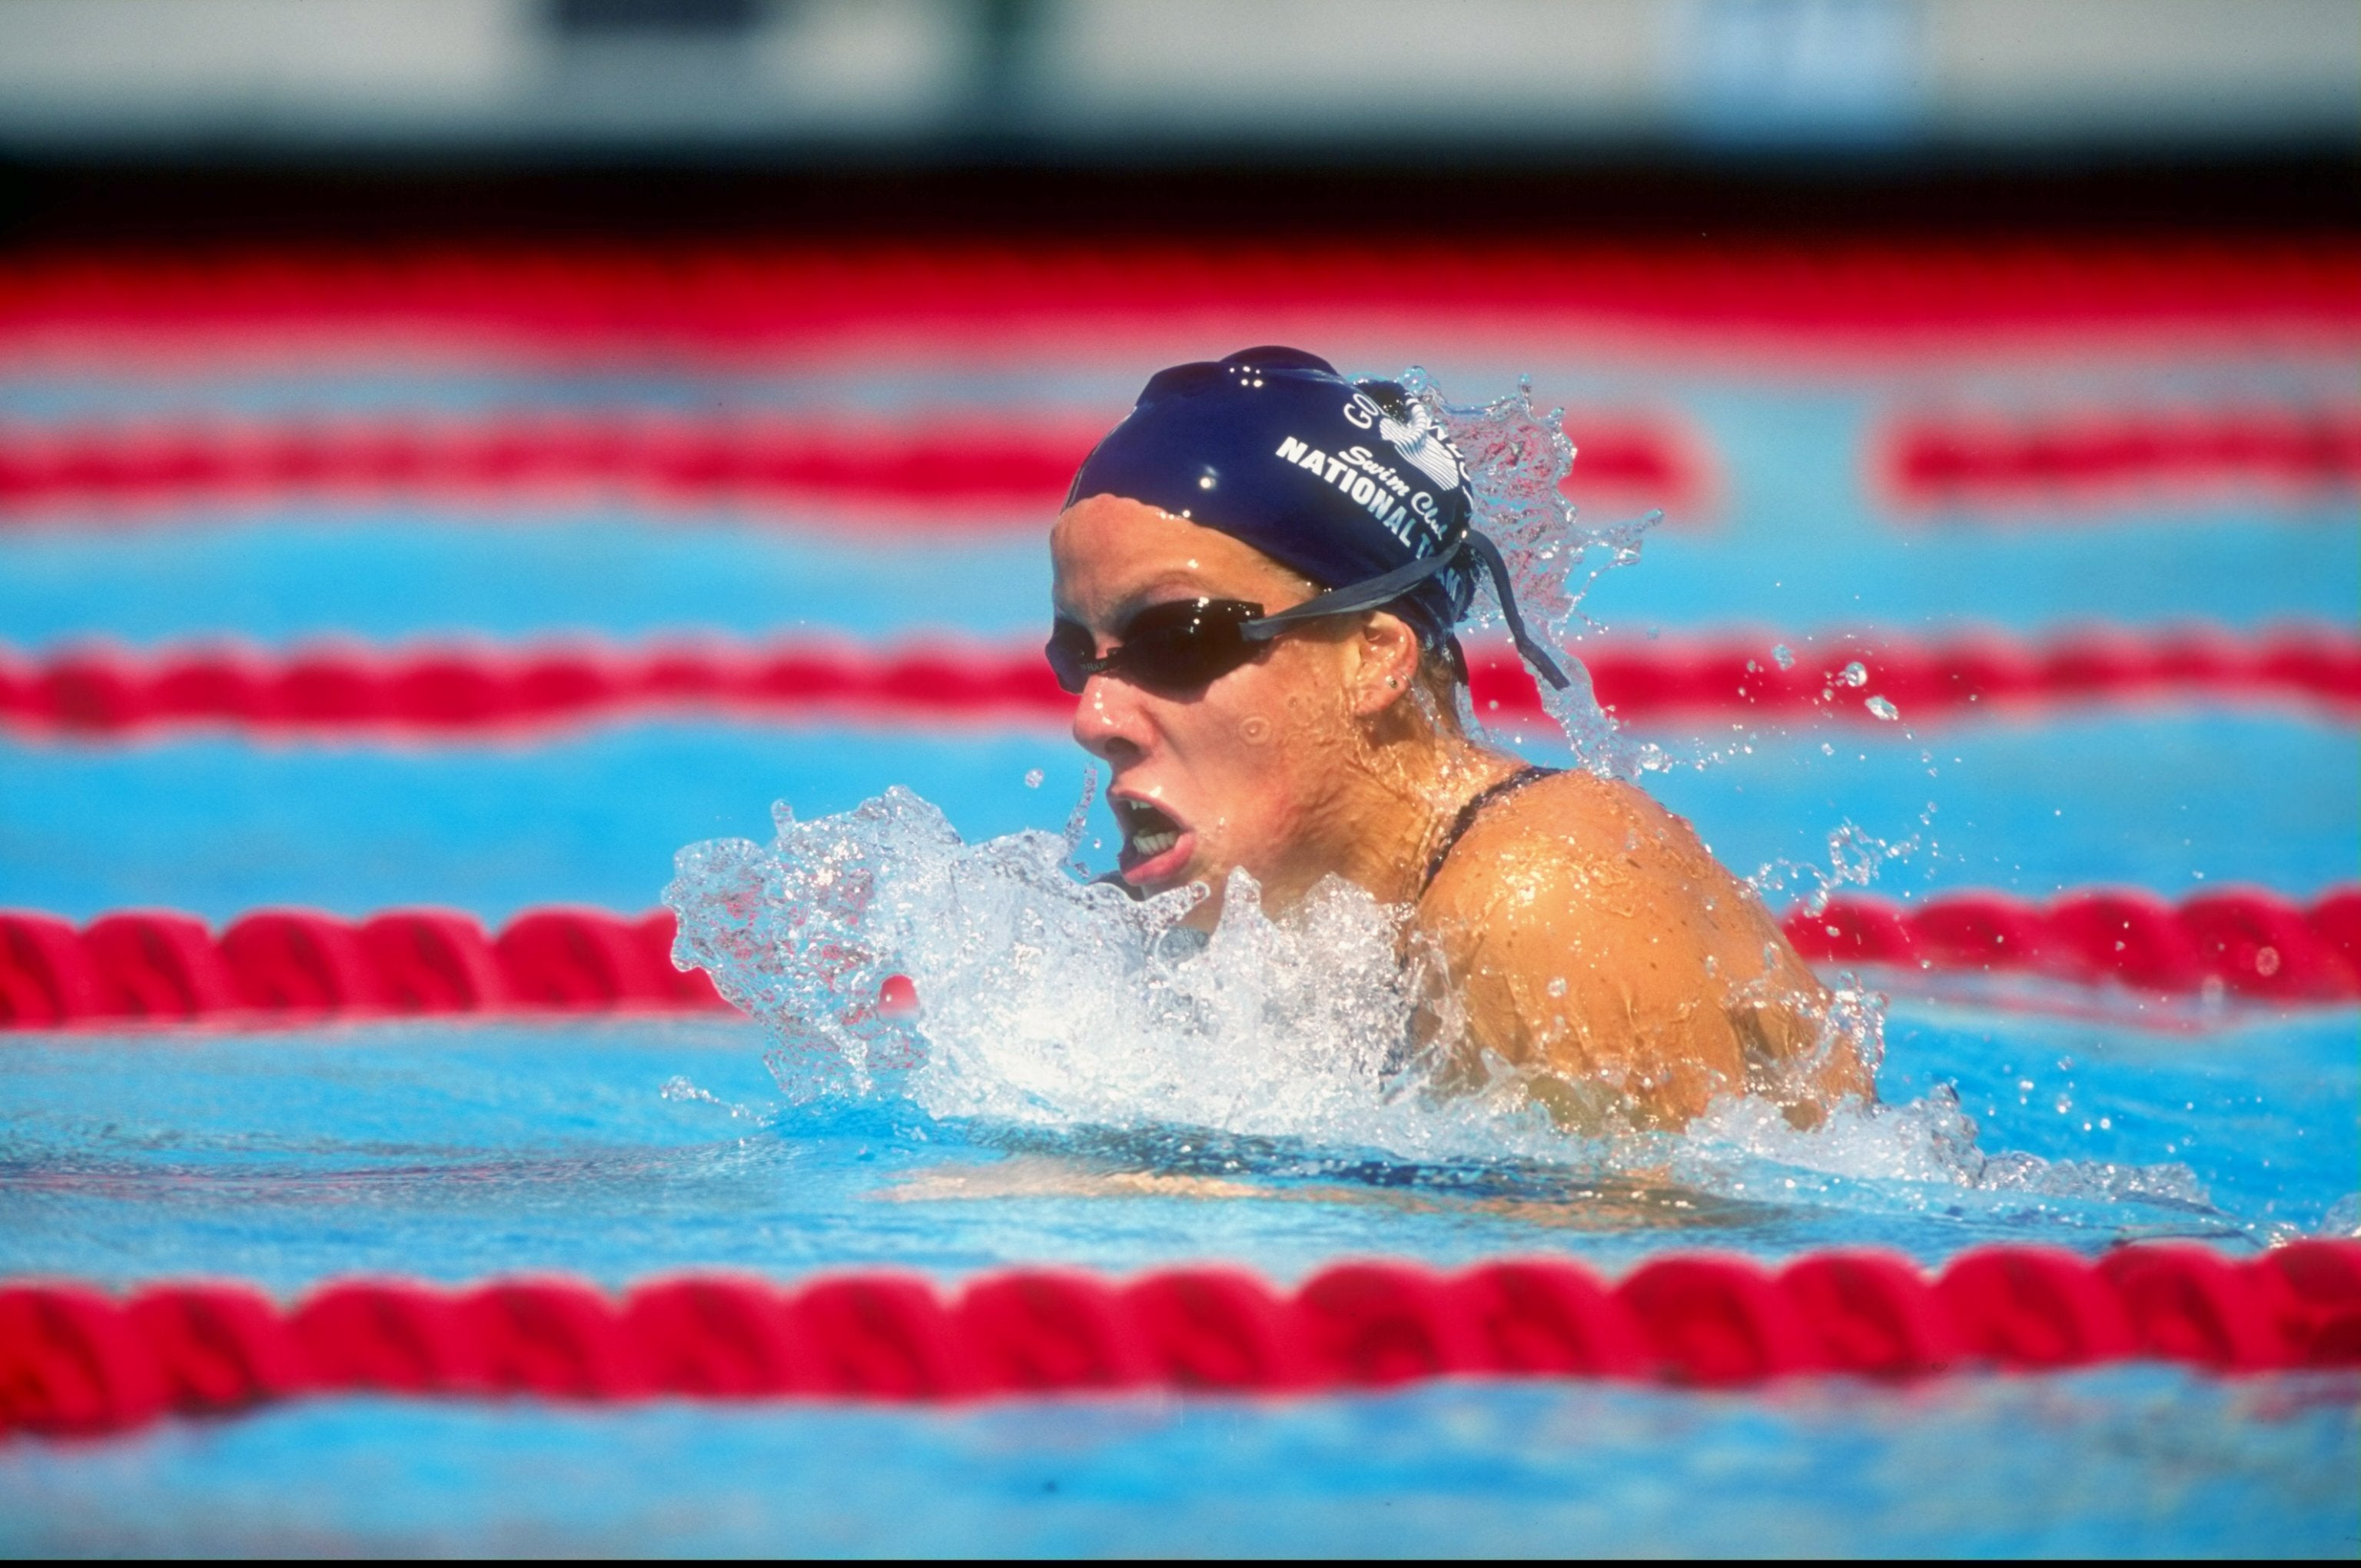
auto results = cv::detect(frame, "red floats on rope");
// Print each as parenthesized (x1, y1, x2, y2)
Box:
(1777, 885, 2361, 1002)
(0, 419, 1098, 520)
(0, 414, 1702, 525)
(1883, 407, 2361, 514)
(1, 1242, 2353, 1435)
(2, 241, 2354, 362)
(1, 885, 2354, 1032)
(0, 906, 726, 1029)
(1, 627, 2354, 739)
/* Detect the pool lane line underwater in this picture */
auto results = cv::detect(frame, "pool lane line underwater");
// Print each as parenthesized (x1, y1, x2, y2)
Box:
(2, 627, 2354, 738)
(0, 885, 2354, 1031)
(3, 1244, 2356, 1437)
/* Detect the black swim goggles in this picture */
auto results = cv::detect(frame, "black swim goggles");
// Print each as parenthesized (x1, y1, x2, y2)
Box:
(1046, 597, 1284, 697)
(1044, 533, 1572, 699)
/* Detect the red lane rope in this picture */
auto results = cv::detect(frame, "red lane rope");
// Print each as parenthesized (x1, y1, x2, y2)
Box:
(0, 413, 1701, 524)
(3, 627, 2353, 739)
(1786, 885, 2361, 1003)
(4, 242, 2356, 364)
(1882, 407, 2361, 514)
(1, 885, 2353, 1031)
(0, 417, 1096, 523)
(2, 1242, 2355, 1433)
(0, 907, 727, 1028)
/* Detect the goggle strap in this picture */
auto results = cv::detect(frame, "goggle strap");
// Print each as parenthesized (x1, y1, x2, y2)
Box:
(1240, 531, 1572, 692)
(1241, 550, 1459, 635)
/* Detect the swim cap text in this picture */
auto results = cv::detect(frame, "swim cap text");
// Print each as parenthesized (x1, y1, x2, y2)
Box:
(1274, 434, 1440, 553)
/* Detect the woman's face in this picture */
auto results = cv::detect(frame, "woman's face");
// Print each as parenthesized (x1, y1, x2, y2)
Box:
(1050, 494, 1378, 923)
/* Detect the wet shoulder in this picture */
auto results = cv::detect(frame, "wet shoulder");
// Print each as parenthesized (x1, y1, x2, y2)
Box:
(1416, 768, 1724, 931)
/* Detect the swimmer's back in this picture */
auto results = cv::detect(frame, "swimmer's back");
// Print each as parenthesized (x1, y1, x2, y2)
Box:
(1413, 766, 1870, 1130)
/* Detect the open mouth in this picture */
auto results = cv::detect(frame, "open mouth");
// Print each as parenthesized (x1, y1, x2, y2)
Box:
(1113, 795, 1194, 885)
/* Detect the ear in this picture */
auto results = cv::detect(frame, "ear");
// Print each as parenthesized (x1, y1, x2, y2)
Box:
(1347, 611, 1425, 718)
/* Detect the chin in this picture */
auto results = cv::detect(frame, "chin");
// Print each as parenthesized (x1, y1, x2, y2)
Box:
(1176, 879, 1227, 931)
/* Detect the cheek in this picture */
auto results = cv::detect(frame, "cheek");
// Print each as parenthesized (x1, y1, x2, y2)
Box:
(1197, 683, 1337, 845)
(1177, 695, 1288, 793)
(1157, 691, 1296, 840)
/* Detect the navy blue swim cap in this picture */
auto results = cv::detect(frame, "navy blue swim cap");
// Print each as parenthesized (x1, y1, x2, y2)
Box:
(1065, 347, 1569, 689)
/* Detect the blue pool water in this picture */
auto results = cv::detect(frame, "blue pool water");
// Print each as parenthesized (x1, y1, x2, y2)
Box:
(2, 1373, 2353, 1556)
(2, 1001, 2355, 1288)
(2, 344, 2356, 1553)
(1, 713, 2352, 921)
(0, 1002, 2355, 1553)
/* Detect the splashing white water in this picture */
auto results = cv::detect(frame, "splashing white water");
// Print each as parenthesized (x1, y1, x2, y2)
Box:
(1682, 1083, 2203, 1208)
(1404, 368, 1671, 779)
(1404, 370, 1941, 922)
(664, 786, 2209, 1220)
(1749, 818, 1923, 918)
(666, 787, 1552, 1160)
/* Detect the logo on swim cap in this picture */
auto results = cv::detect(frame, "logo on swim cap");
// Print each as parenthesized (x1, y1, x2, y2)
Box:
(1349, 392, 1463, 492)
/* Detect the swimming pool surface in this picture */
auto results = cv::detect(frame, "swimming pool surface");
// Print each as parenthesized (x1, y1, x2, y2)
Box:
(2, 247, 2356, 1555)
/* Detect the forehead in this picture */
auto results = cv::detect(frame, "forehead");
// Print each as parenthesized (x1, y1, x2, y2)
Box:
(1051, 494, 1308, 623)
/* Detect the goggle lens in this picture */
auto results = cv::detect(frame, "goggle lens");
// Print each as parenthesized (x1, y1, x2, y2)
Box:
(1044, 620, 1098, 694)
(1044, 599, 1265, 696)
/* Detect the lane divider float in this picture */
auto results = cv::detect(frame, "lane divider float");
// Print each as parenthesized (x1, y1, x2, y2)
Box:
(0, 414, 1699, 523)
(1883, 407, 2361, 515)
(0, 417, 1096, 522)
(4, 241, 2355, 364)
(4, 626, 2353, 738)
(2, 1242, 2356, 1434)
(1, 885, 2353, 1031)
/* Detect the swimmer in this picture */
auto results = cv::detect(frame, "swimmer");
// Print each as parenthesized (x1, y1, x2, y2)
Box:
(1050, 348, 1871, 1132)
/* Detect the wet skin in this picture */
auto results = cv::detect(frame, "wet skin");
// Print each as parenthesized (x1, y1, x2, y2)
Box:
(1051, 494, 1871, 1131)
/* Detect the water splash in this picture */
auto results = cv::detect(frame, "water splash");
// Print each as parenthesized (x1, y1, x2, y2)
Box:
(1682, 1082, 2209, 1214)
(1402, 368, 1670, 779)
(1750, 819, 1923, 918)
(667, 788, 1542, 1158)
(659, 1075, 757, 1121)
(665, 789, 2210, 1227)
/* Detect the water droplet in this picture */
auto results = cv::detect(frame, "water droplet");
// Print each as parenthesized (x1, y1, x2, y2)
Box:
(1024, 769, 1044, 789)
(1771, 643, 1795, 669)
(1838, 660, 1868, 687)
(1865, 695, 1900, 721)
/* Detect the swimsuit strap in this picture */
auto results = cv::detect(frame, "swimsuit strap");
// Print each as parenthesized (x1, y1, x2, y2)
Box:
(1421, 765, 1561, 895)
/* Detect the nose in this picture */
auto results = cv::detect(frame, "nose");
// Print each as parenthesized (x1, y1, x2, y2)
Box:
(1068, 673, 1151, 766)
